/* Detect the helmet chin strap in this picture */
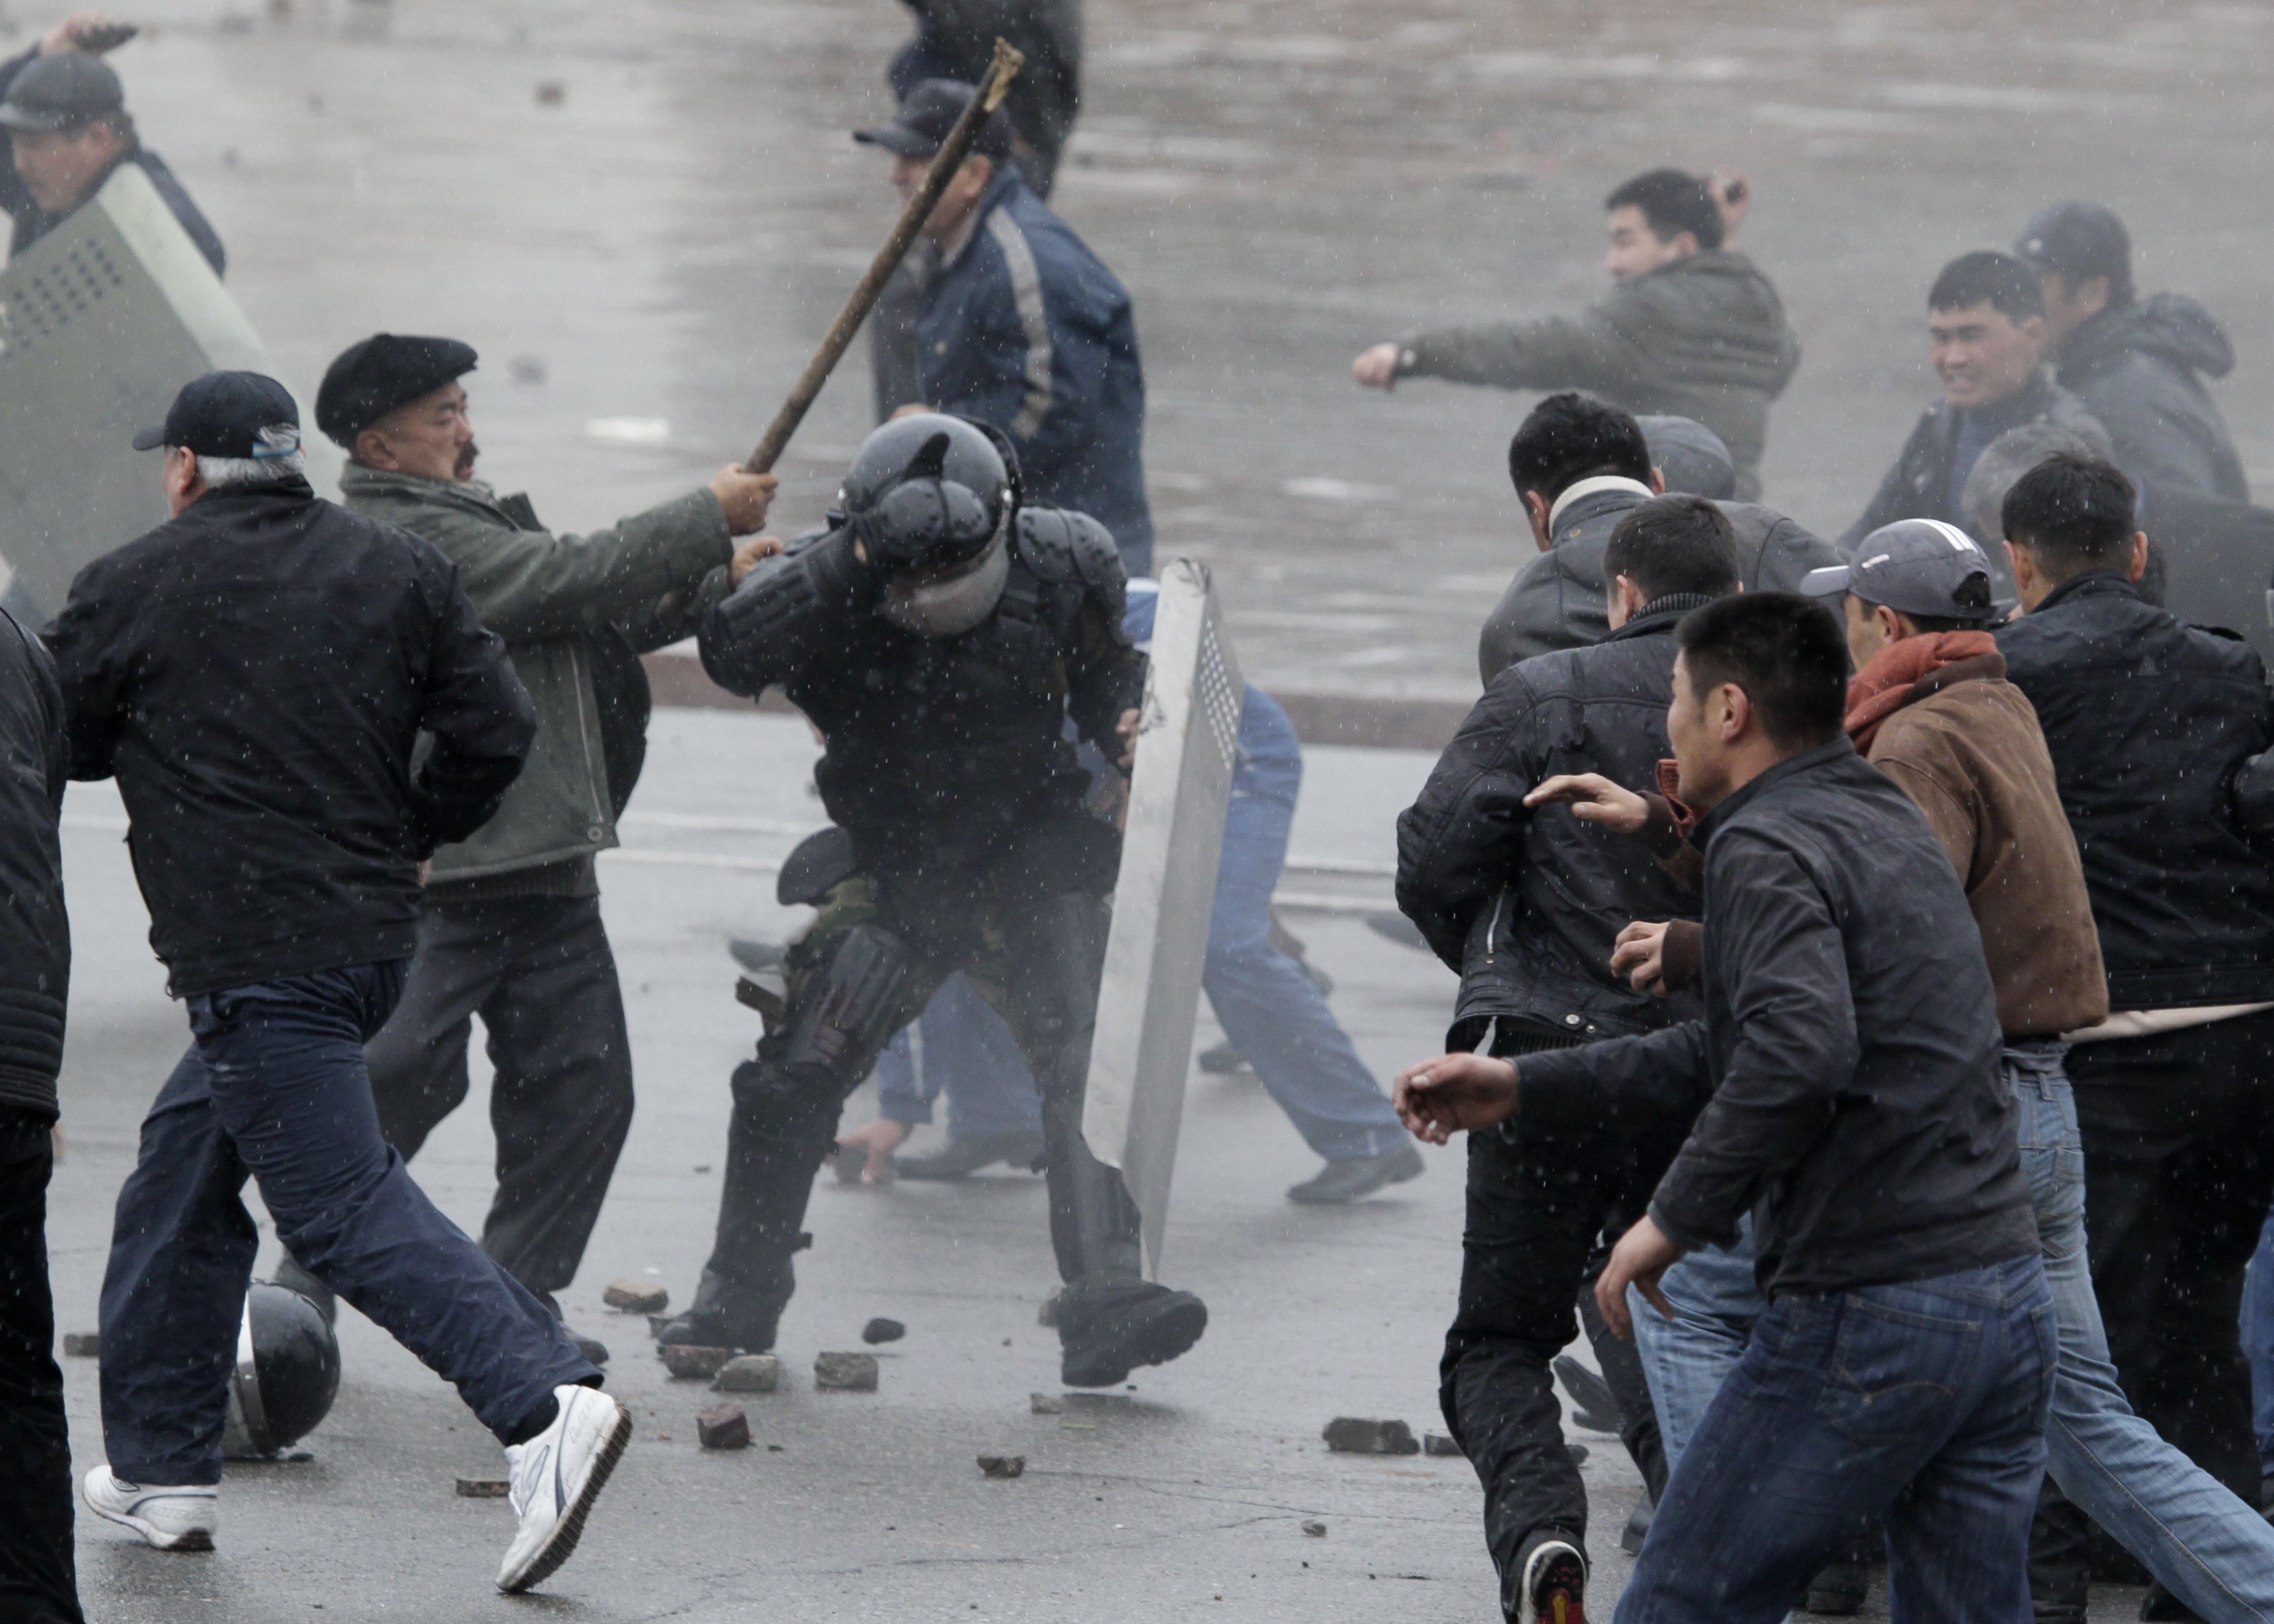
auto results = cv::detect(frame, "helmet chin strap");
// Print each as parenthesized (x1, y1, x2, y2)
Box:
(879, 527, 1012, 637)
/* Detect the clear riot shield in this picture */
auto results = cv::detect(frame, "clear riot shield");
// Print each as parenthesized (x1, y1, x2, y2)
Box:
(1082, 558, 1244, 1277)
(0, 163, 277, 620)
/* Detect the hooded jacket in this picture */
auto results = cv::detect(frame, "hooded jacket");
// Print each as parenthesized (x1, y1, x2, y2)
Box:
(339, 466, 732, 895)
(2056, 294, 2248, 504)
(1843, 369, 2106, 551)
(1396, 250, 1802, 501)
(0, 606, 67, 1120)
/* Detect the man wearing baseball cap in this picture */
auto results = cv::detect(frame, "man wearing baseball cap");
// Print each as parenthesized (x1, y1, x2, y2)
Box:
(2015, 200, 2247, 504)
(855, 77, 1154, 573)
(309, 333, 775, 1361)
(0, 11, 221, 272)
(46, 370, 632, 1595)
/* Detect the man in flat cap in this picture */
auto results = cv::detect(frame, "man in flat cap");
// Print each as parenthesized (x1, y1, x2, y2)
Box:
(0, 11, 221, 273)
(298, 333, 776, 1361)
(858, 78, 1153, 574)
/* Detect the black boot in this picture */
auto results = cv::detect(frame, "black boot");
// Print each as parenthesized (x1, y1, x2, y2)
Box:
(653, 1267, 786, 1355)
(1057, 1277, 1209, 1387)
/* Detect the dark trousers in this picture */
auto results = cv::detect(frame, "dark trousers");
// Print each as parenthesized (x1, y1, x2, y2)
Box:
(364, 895, 634, 1296)
(0, 1109, 83, 1624)
(2030, 1011, 2274, 1602)
(98, 964, 597, 1485)
(1443, 1104, 1683, 1609)
(1618, 1256, 2055, 1624)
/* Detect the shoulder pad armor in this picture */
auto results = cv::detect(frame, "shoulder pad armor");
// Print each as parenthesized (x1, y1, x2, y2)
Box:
(1015, 504, 1127, 631)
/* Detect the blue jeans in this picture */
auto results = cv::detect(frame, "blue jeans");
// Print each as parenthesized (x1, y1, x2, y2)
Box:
(2244, 1211, 2274, 1479)
(877, 693, 1403, 1163)
(1619, 1254, 2055, 1624)
(99, 963, 596, 1485)
(1637, 1046, 2274, 1624)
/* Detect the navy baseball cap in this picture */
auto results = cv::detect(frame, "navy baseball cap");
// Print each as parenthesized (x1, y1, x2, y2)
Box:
(854, 79, 1013, 162)
(0, 52, 123, 133)
(132, 370, 302, 459)
(2015, 201, 2131, 289)
(1801, 520, 1996, 623)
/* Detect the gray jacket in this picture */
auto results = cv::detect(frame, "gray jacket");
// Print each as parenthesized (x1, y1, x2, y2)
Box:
(338, 465, 731, 888)
(1842, 371, 2104, 551)
(1477, 484, 1842, 685)
(2057, 294, 2248, 505)
(1398, 250, 1802, 501)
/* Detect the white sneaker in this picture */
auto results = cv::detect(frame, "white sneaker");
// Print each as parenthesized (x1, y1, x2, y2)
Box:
(496, 1384, 631, 1594)
(81, 1465, 217, 1551)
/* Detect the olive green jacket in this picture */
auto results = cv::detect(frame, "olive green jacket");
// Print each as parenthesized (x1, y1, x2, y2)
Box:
(338, 465, 732, 885)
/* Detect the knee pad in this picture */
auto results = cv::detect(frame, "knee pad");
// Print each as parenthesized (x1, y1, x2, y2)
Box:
(783, 923, 914, 1074)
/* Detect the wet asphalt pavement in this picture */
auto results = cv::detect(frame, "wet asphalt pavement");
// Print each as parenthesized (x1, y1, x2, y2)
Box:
(27, 0, 2254, 1615)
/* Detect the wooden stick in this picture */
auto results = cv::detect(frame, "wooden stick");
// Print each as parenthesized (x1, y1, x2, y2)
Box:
(743, 39, 1025, 473)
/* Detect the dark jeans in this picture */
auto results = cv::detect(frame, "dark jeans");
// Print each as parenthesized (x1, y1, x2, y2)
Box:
(365, 895, 635, 1295)
(2032, 1011, 2274, 1601)
(99, 963, 597, 1485)
(0, 1109, 82, 1624)
(1442, 1094, 1684, 1606)
(1619, 1256, 2055, 1624)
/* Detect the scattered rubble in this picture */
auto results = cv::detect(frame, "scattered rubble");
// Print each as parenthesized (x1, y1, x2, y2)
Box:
(534, 81, 565, 105)
(1029, 1392, 1064, 1415)
(861, 1317, 905, 1345)
(1036, 1291, 1061, 1328)
(661, 1344, 734, 1380)
(712, 1354, 780, 1394)
(813, 1351, 879, 1391)
(1323, 1417, 1420, 1456)
(603, 1279, 669, 1314)
(456, 1477, 510, 1498)
(62, 1332, 98, 1359)
(697, 1404, 751, 1450)
(1301, 1520, 1327, 1538)
(977, 1454, 1026, 1479)
(1423, 1433, 1464, 1458)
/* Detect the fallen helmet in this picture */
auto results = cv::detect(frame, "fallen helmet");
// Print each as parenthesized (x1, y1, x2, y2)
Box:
(221, 1279, 342, 1458)
(833, 413, 1013, 574)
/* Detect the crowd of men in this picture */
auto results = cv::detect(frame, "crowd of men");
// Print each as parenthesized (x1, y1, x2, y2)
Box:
(0, 5, 2269, 1624)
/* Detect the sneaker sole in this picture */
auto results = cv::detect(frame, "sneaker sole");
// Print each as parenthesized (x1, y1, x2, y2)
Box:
(498, 1398, 633, 1595)
(83, 1479, 214, 1553)
(1529, 1548, 1588, 1624)
(1061, 1296, 1209, 1388)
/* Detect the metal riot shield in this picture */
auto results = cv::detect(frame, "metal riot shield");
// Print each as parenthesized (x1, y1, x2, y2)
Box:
(1082, 558, 1244, 1277)
(0, 163, 277, 620)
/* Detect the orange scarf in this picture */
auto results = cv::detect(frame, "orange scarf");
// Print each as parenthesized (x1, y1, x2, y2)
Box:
(1845, 630, 2003, 752)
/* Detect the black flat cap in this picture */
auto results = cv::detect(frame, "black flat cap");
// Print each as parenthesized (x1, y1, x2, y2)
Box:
(854, 79, 1012, 163)
(133, 370, 301, 459)
(316, 333, 477, 448)
(0, 52, 125, 133)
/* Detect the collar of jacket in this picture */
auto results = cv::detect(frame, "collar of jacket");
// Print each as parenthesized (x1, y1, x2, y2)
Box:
(339, 462, 520, 524)
(1691, 735, 1858, 848)
(1601, 598, 1711, 644)
(1844, 629, 2005, 751)
(1549, 475, 1653, 531)
(2032, 568, 2143, 616)
(941, 166, 1027, 270)
(187, 475, 318, 514)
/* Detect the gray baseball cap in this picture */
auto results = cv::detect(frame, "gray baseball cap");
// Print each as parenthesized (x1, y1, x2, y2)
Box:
(1800, 520, 1996, 623)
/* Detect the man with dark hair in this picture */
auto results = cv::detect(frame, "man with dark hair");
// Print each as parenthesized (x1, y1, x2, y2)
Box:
(1400, 590, 2051, 1623)
(1997, 452, 2274, 1619)
(0, 600, 79, 1623)
(0, 12, 221, 273)
(1477, 391, 1661, 679)
(1843, 250, 2102, 548)
(1639, 413, 1843, 602)
(1395, 494, 1739, 1624)
(2016, 201, 2248, 504)
(1354, 168, 1800, 501)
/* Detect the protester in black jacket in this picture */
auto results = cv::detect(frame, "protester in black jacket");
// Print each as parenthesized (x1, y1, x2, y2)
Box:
(47, 373, 628, 1596)
(1394, 496, 1737, 1624)
(0, 605, 81, 1624)
(1399, 593, 2047, 1624)
(1994, 453, 2274, 1611)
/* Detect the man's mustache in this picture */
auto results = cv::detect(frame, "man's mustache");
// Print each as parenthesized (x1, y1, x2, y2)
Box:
(456, 440, 479, 478)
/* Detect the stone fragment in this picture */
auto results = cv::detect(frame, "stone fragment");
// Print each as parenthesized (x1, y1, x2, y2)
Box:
(603, 1279, 669, 1314)
(712, 1354, 780, 1394)
(535, 80, 565, 105)
(1322, 1417, 1420, 1456)
(813, 1351, 878, 1391)
(1302, 1520, 1327, 1538)
(61, 1332, 98, 1358)
(1036, 1291, 1060, 1328)
(1424, 1433, 1464, 1458)
(697, 1404, 751, 1450)
(661, 1343, 733, 1380)
(862, 1317, 905, 1345)
(1566, 1442, 1589, 1466)
(977, 1453, 1026, 1479)
(456, 1477, 510, 1498)
(1029, 1392, 1064, 1415)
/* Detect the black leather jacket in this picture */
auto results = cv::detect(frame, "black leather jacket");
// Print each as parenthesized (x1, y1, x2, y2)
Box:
(0, 607, 67, 1118)
(1398, 605, 1707, 1052)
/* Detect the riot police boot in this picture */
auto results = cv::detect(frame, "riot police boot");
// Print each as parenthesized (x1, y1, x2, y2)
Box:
(1057, 1277, 1208, 1388)
(652, 1268, 786, 1355)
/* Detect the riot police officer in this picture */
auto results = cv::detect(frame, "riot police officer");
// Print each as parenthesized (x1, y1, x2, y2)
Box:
(654, 413, 1207, 1387)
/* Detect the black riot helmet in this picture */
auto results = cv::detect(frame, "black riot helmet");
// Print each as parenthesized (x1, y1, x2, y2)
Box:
(832, 413, 1015, 573)
(221, 1280, 342, 1459)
